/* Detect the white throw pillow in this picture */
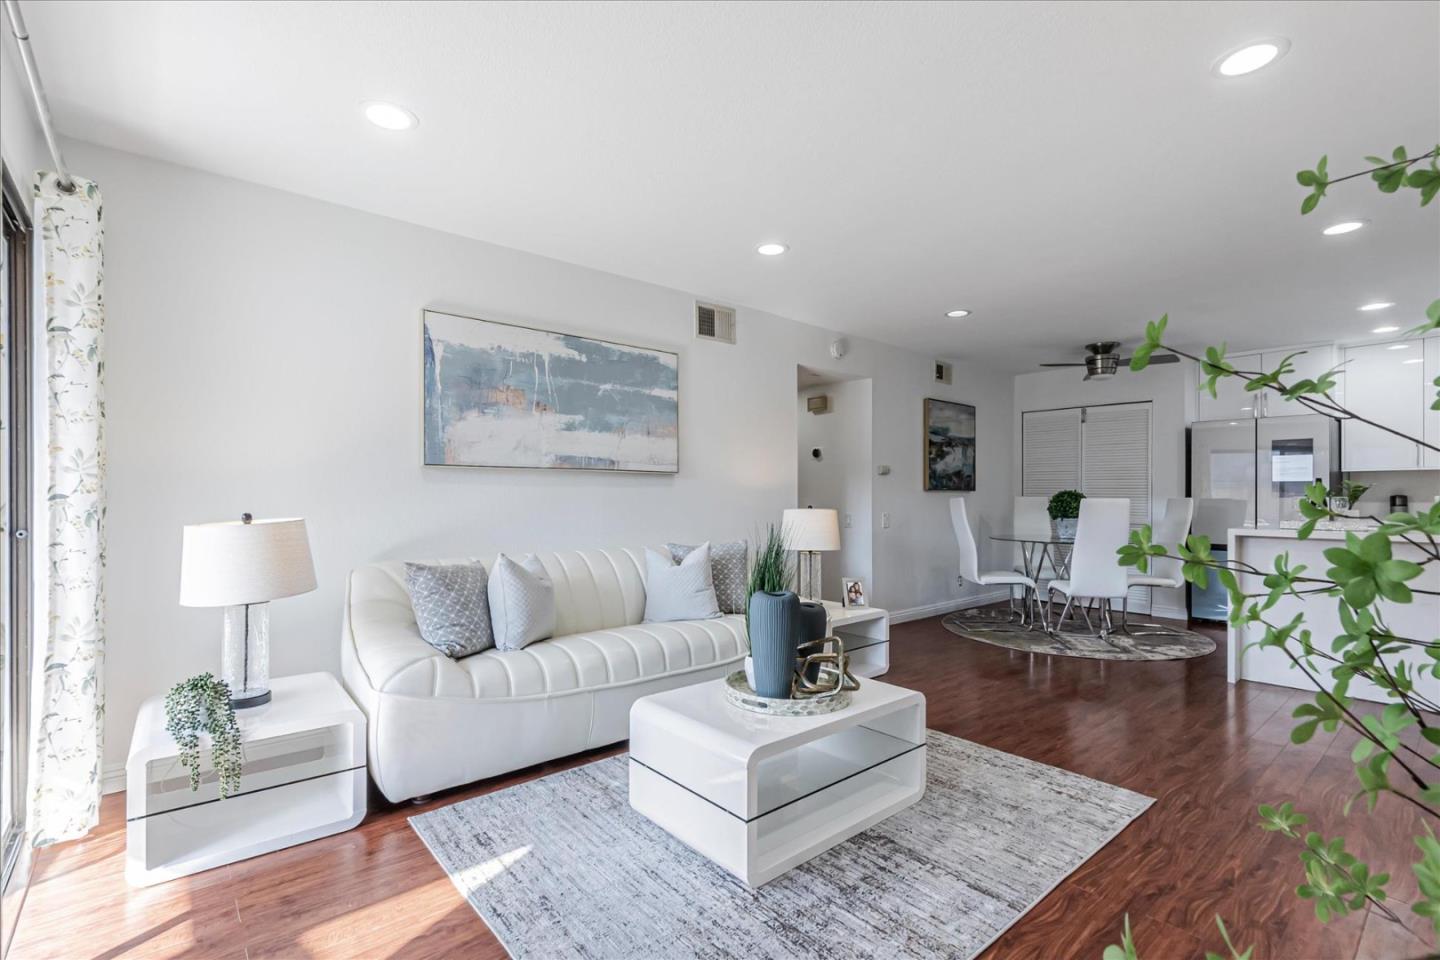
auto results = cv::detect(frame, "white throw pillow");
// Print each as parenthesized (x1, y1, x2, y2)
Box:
(488, 553, 556, 651)
(643, 542, 722, 623)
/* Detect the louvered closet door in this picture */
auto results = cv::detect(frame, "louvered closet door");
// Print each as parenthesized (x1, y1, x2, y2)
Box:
(1080, 402, 1153, 611)
(1021, 409, 1082, 498)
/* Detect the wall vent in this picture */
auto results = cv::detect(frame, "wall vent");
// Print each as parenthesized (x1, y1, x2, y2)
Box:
(807, 394, 830, 414)
(934, 360, 953, 384)
(695, 302, 736, 344)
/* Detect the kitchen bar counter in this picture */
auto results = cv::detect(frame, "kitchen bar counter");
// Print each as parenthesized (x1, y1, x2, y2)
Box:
(1226, 527, 1439, 702)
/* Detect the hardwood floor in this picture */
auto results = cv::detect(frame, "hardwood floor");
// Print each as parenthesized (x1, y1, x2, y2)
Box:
(10, 613, 1437, 959)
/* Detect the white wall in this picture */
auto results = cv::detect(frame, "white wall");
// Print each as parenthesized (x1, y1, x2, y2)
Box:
(0, 37, 47, 187)
(797, 380, 872, 602)
(1012, 364, 1191, 617)
(64, 138, 1015, 777)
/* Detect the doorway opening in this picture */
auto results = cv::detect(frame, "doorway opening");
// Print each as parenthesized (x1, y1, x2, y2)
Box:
(796, 366, 872, 604)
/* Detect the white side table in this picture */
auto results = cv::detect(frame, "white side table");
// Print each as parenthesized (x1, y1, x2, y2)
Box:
(630, 676, 926, 887)
(126, 672, 366, 886)
(822, 601, 889, 678)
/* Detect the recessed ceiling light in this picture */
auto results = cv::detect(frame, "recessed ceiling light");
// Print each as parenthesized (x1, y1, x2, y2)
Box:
(1403, 358, 1424, 364)
(1387, 343, 1410, 350)
(1214, 39, 1289, 77)
(756, 242, 788, 256)
(946, 309, 971, 319)
(362, 100, 418, 131)
(1359, 301, 1395, 311)
(1322, 220, 1366, 236)
(1372, 325, 1400, 333)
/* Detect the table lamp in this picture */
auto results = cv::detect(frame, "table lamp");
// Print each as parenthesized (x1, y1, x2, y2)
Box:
(781, 507, 841, 602)
(180, 514, 317, 708)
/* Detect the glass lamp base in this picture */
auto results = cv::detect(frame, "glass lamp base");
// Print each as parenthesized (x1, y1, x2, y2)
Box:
(221, 602, 271, 709)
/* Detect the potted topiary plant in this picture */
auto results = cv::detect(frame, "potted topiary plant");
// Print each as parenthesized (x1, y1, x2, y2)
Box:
(1047, 489, 1085, 540)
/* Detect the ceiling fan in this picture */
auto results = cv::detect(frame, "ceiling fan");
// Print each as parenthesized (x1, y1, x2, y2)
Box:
(1040, 341, 1179, 381)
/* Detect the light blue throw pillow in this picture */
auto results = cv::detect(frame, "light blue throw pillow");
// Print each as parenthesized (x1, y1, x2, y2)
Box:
(403, 561, 494, 658)
(488, 553, 557, 651)
(669, 540, 748, 614)
(644, 543, 722, 623)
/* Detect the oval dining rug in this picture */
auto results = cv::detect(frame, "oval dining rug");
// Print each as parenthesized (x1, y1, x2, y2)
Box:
(941, 610, 1216, 661)
(410, 730, 1152, 959)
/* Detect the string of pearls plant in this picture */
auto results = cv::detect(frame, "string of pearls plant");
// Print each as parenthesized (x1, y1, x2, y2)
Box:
(163, 672, 244, 798)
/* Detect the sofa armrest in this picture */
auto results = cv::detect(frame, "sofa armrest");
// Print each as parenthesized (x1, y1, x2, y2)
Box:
(344, 569, 457, 697)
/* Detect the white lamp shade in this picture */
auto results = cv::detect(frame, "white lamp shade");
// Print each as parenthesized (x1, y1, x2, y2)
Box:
(782, 508, 841, 551)
(180, 518, 317, 607)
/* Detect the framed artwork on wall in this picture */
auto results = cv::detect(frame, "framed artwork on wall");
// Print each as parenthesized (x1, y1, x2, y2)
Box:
(423, 309, 679, 473)
(923, 398, 976, 491)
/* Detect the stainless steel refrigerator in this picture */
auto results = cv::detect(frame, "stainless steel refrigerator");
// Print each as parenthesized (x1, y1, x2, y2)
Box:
(1187, 414, 1340, 618)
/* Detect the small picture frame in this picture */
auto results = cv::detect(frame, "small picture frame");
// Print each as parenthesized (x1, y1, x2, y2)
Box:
(842, 578, 867, 608)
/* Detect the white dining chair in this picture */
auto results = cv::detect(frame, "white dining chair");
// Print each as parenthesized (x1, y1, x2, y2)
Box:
(1043, 498, 1130, 638)
(950, 497, 1038, 624)
(1012, 496, 1059, 582)
(1122, 497, 1195, 634)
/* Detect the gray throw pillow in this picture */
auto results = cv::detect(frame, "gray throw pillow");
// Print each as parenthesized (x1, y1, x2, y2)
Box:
(644, 543, 722, 623)
(488, 553, 556, 651)
(669, 540, 748, 614)
(403, 561, 494, 658)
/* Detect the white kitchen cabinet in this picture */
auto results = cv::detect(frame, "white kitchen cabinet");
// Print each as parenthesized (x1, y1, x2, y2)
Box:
(1259, 345, 1341, 416)
(1425, 337, 1440, 469)
(1342, 340, 1427, 471)
(1196, 351, 1261, 421)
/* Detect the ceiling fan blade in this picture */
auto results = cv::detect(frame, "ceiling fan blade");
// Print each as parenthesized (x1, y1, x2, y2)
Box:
(1117, 352, 1181, 367)
(1039, 362, 1088, 367)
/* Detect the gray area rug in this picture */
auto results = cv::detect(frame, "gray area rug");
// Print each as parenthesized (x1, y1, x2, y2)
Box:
(411, 730, 1152, 959)
(942, 609, 1216, 661)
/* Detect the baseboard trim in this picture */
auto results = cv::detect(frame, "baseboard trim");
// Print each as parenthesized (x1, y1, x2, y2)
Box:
(889, 589, 1013, 625)
(102, 762, 126, 796)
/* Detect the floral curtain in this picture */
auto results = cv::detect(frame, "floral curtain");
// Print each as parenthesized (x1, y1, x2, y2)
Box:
(28, 172, 106, 845)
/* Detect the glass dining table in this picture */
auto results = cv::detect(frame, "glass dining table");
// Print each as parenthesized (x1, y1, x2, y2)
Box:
(988, 530, 1075, 624)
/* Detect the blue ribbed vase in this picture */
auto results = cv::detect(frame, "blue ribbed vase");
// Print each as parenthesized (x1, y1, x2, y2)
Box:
(748, 590, 800, 698)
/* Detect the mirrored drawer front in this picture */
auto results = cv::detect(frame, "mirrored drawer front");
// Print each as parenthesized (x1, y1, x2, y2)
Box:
(141, 724, 356, 817)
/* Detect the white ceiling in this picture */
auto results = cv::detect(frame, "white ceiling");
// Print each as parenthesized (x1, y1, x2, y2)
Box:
(20, 0, 1440, 370)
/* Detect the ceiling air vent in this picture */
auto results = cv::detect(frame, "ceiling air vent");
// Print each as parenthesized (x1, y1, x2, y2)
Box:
(695, 302, 736, 344)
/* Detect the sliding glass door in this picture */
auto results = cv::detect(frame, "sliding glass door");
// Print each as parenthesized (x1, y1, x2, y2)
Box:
(1, 172, 32, 916)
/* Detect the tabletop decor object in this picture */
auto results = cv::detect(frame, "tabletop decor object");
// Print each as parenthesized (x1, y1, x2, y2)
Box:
(164, 673, 243, 798)
(722, 670, 851, 717)
(180, 514, 317, 708)
(781, 507, 840, 601)
(1046, 489, 1085, 540)
(747, 589, 800, 698)
(793, 636, 861, 699)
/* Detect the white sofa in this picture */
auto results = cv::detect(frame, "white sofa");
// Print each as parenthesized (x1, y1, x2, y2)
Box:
(341, 547, 747, 803)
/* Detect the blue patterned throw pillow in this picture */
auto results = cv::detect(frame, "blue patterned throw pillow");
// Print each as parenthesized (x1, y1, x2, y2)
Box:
(404, 561, 494, 658)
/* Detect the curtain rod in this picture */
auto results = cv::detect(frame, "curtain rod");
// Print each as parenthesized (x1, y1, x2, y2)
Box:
(3, 0, 73, 192)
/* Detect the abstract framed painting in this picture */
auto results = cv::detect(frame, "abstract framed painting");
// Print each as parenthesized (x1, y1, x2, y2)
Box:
(923, 398, 976, 491)
(423, 309, 679, 473)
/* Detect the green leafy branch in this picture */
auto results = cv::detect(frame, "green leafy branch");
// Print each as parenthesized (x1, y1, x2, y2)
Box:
(1132, 313, 1440, 455)
(1297, 145, 1440, 213)
(1259, 803, 1402, 925)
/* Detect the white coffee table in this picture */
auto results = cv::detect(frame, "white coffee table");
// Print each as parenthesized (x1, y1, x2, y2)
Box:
(629, 676, 926, 886)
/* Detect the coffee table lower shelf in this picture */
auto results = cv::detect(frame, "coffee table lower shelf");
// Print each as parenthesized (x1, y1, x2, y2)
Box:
(630, 747, 924, 886)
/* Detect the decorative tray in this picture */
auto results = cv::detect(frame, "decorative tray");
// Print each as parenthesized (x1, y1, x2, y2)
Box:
(723, 670, 852, 717)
